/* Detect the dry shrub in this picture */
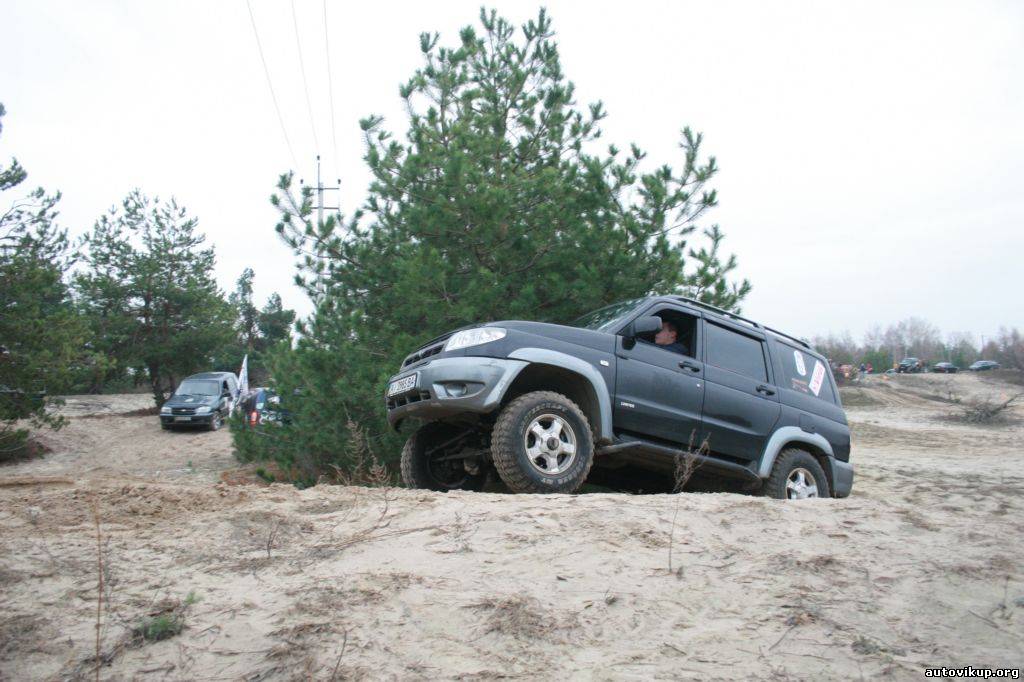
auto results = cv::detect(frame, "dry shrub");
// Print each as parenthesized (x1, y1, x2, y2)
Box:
(326, 418, 394, 487)
(468, 595, 577, 640)
(667, 434, 709, 575)
(954, 393, 1022, 424)
(673, 433, 709, 492)
(0, 433, 50, 464)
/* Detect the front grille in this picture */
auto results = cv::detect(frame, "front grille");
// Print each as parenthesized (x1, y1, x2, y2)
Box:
(402, 343, 444, 368)
(172, 407, 196, 415)
(387, 390, 432, 411)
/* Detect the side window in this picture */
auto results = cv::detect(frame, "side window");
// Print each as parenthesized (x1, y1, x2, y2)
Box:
(705, 322, 767, 381)
(636, 308, 698, 358)
(781, 344, 836, 403)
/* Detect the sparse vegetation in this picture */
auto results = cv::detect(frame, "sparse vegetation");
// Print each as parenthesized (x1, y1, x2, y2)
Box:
(132, 613, 183, 643)
(955, 393, 1022, 425)
(667, 434, 708, 575)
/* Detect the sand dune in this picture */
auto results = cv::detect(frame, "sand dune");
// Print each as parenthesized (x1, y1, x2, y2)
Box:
(1, 374, 1022, 680)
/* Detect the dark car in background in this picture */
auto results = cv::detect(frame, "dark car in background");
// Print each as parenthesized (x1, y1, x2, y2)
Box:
(159, 372, 239, 430)
(897, 357, 924, 373)
(969, 360, 1001, 372)
(932, 362, 958, 374)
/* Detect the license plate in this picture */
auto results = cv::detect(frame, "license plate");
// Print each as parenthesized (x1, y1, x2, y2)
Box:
(387, 375, 416, 397)
(174, 416, 191, 422)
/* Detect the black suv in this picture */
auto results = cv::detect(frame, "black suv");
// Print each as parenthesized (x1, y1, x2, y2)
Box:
(897, 357, 926, 373)
(385, 296, 853, 499)
(159, 372, 239, 431)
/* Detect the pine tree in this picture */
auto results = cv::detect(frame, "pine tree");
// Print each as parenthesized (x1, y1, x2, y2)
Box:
(256, 9, 752, 480)
(229, 268, 260, 352)
(219, 270, 296, 383)
(258, 293, 296, 348)
(77, 191, 237, 405)
(0, 104, 85, 454)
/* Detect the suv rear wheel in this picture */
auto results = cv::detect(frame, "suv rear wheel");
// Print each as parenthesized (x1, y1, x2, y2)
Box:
(491, 391, 594, 494)
(762, 447, 830, 500)
(401, 422, 487, 492)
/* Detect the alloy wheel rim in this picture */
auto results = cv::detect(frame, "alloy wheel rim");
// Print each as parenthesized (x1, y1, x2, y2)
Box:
(524, 413, 577, 476)
(786, 467, 819, 499)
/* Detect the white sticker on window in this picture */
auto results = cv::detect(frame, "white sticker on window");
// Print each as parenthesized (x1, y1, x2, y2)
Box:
(809, 360, 826, 396)
(793, 350, 807, 376)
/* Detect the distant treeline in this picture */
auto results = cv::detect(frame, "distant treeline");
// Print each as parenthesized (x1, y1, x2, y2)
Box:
(813, 319, 1022, 370)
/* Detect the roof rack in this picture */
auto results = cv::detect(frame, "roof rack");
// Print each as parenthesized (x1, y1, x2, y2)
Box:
(669, 296, 811, 349)
(763, 325, 812, 350)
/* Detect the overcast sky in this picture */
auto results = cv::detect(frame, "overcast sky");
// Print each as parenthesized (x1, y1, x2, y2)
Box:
(3, 0, 1022, 344)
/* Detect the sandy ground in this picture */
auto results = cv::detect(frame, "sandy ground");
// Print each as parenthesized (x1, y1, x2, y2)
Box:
(1, 375, 1023, 680)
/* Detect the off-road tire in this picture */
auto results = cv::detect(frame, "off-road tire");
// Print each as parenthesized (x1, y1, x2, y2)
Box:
(762, 447, 831, 499)
(401, 422, 486, 492)
(491, 391, 594, 494)
(208, 412, 223, 432)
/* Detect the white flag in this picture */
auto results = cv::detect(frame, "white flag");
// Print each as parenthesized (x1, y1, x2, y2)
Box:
(238, 354, 249, 396)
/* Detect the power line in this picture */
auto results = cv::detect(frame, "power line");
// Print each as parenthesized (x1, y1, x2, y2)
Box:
(245, 0, 298, 171)
(322, 0, 340, 181)
(291, 0, 320, 153)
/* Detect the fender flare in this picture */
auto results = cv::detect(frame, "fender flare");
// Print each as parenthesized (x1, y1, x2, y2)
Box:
(507, 348, 614, 442)
(757, 426, 835, 478)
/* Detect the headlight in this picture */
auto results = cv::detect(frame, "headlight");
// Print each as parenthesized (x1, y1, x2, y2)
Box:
(160, 406, 171, 415)
(444, 327, 507, 352)
(195, 405, 211, 414)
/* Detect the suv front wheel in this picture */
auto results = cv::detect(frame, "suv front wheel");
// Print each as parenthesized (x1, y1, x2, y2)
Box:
(401, 422, 487, 492)
(762, 448, 831, 500)
(491, 391, 594, 494)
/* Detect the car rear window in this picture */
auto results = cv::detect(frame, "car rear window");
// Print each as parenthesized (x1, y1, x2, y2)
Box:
(705, 322, 768, 382)
(781, 344, 835, 403)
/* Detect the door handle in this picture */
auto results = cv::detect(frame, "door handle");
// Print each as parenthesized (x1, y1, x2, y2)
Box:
(756, 384, 776, 396)
(678, 360, 701, 373)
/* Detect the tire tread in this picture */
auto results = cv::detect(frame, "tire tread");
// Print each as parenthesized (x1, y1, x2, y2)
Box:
(491, 391, 593, 494)
(763, 447, 831, 499)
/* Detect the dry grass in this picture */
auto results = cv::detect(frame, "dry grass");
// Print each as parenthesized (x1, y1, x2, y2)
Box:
(667, 434, 708, 575)
(953, 393, 1022, 424)
(327, 418, 394, 487)
(467, 595, 578, 640)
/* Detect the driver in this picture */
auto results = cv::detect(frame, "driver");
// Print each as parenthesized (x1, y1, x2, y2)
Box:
(655, 319, 689, 355)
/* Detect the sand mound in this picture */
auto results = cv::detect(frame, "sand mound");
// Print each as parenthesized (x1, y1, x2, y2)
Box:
(2, 382, 1023, 679)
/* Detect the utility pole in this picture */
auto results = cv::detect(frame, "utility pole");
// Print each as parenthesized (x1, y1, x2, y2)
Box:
(299, 155, 340, 226)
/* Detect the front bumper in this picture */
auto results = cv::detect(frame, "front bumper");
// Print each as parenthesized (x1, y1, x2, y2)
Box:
(831, 459, 854, 498)
(160, 412, 215, 426)
(385, 357, 528, 429)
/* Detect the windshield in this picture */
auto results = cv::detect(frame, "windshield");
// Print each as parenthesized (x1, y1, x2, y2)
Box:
(174, 380, 220, 397)
(569, 298, 643, 332)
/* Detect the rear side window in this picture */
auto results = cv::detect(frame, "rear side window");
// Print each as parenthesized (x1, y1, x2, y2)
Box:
(705, 322, 768, 382)
(781, 344, 836, 403)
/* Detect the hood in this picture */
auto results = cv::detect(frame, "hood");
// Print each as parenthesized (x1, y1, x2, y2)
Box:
(165, 394, 218, 408)
(488, 320, 618, 353)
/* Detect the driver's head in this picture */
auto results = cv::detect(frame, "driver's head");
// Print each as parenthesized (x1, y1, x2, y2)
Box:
(655, 319, 678, 346)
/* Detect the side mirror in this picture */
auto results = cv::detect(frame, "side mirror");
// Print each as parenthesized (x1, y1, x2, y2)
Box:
(628, 316, 662, 337)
